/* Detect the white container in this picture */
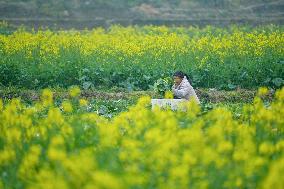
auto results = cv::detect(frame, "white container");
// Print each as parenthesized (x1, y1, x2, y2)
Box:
(151, 99, 187, 111)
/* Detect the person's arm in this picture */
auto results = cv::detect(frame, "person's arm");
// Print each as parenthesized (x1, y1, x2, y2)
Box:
(172, 84, 190, 99)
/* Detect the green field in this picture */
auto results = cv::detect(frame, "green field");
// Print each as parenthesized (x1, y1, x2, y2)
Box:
(0, 21, 284, 189)
(0, 23, 283, 90)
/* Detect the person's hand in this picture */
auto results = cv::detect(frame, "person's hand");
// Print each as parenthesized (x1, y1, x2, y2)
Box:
(174, 83, 179, 89)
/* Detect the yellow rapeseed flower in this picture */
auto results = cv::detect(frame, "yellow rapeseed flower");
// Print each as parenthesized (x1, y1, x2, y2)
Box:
(69, 86, 81, 98)
(79, 99, 88, 107)
(41, 89, 53, 107)
(62, 101, 73, 113)
(164, 91, 174, 99)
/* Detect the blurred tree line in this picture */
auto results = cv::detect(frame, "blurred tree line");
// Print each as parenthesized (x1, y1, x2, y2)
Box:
(1, 0, 277, 9)
(0, 0, 280, 19)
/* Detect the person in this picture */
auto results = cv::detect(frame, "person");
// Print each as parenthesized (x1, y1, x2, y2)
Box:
(172, 71, 200, 103)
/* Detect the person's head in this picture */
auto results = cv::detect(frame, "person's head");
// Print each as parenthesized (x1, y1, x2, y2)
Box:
(173, 71, 187, 85)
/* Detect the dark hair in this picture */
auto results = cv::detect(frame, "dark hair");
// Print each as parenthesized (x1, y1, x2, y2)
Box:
(173, 71, 192, 84)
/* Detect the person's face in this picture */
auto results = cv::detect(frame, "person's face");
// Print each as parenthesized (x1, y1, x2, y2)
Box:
(173, 76, 182, 86)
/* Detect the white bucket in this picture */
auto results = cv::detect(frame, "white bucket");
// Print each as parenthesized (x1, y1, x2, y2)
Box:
(151, 99, 187, 111)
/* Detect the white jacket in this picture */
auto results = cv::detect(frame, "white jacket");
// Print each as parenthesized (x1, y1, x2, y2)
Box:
(172, 77, 200, 103)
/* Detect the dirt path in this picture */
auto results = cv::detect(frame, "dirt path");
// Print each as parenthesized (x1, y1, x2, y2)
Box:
(0, 88, 275, 103)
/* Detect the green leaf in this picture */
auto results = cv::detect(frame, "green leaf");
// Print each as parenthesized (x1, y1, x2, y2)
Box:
(228, 83, 236, 90)
(272, 78, 284, 87)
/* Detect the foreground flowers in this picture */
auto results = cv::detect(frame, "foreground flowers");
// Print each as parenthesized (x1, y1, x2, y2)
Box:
(0, 87, 283, 188)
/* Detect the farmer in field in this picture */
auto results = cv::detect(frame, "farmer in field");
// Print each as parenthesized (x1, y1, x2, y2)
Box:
(172, 71, 200, 103)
